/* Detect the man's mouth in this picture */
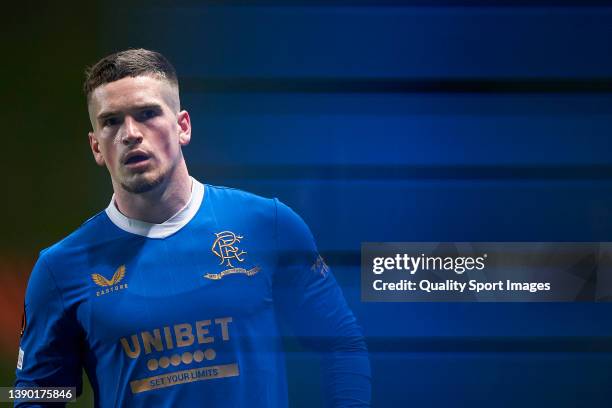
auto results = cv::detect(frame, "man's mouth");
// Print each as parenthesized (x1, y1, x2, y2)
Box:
(123, 151, 152, 168)
(125, 155, 149, 165)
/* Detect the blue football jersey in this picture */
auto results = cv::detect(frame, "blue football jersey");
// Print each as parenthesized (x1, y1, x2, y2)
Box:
(15, 179, 370, 407)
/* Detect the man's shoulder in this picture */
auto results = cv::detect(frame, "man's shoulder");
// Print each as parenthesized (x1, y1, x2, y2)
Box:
(202, 184, 287, 237)
(39, 210, 116, 264)
(205, 183, 278, 212)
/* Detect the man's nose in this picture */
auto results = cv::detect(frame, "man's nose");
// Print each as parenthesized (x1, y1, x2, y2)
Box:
(121, 116, 143, 145)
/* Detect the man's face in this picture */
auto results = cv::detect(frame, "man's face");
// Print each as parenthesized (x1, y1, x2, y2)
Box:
(87, 75, 191, 194)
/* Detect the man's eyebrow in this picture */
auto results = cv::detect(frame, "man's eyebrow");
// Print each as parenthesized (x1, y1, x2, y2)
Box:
(97, 110, 120, 121)
(97, 104, 162, 121)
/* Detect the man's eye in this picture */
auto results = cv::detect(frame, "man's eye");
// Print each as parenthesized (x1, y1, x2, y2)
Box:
(103, 117, 119, 127)
(140, 110, 157, 120)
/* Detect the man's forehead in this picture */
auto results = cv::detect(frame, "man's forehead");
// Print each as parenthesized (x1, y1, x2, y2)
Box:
(89, 75, 177, 115)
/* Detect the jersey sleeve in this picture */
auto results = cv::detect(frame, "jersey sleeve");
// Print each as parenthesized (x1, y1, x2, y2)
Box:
(272, 199, 371, 407)
(14, 254, 83, 407)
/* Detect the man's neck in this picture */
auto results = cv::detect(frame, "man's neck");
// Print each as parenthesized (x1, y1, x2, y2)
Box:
(112, 164, 193, 224)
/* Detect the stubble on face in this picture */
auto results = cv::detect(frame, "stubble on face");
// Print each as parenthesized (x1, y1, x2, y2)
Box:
(120, 173, 164, 194)
(119, 154, 177, 194)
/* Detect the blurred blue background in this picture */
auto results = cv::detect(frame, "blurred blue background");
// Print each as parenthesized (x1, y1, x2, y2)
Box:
(4, 1, 612, 406)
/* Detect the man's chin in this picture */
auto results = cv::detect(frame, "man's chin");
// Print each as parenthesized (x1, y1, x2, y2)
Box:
(120, 174, 165, 194)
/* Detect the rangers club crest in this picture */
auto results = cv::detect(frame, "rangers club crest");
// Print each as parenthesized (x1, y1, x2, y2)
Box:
(204, 231, 260, 280)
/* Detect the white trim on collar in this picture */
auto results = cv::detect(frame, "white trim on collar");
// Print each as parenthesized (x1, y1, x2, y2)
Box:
(105, 177, 205, 239)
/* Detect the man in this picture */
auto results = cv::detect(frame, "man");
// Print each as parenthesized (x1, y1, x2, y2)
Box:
(14, 49, 371, 407)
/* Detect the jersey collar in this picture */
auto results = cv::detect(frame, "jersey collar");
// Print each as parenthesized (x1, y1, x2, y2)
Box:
(105, 177, 205, 239)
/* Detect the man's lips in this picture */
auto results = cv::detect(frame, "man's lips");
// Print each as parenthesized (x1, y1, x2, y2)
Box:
(123, 151, 152, 168)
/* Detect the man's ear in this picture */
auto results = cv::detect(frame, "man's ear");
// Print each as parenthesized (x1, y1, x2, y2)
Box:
(177, 110, 191, 146)
(88, 131, 106, 166)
